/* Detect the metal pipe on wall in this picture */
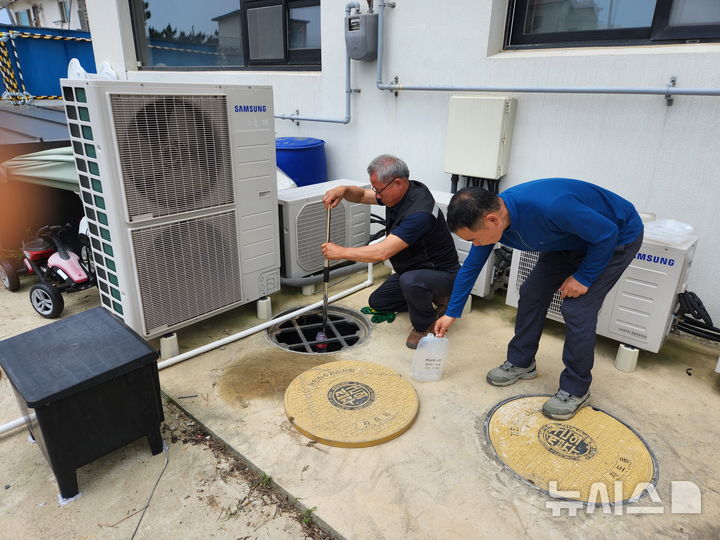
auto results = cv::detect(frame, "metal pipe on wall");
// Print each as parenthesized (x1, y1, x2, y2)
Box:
(274, 53, 353, 124)
(375, 2, 720, 99)
(274, 1, 360, 124)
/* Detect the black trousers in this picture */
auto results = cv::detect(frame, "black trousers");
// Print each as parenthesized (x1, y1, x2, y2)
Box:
(507, 232, 643, 396)
(369, 268, 458, 331)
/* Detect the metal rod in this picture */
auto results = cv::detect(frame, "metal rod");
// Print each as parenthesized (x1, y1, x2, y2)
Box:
(322, 207, 331, 333)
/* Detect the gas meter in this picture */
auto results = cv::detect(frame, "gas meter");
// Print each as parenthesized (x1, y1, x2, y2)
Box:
(345, 12, 378, 61)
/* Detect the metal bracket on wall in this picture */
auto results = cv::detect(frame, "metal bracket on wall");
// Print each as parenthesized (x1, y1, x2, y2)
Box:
(393, 76, 399, 97)
(665, 76, 677, 106)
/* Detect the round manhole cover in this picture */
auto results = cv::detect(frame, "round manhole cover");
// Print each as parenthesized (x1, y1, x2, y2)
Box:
(267, 306, 370, 354)
(484, 395, 658, 504)
(284, 360, 419, 447)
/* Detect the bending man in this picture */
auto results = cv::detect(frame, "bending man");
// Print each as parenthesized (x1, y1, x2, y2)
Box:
(322, 155, 459, 349)
(434, 178, 643, 420)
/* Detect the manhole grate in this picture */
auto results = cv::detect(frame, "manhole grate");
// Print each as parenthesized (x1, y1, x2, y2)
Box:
(267, 306, 369, 354)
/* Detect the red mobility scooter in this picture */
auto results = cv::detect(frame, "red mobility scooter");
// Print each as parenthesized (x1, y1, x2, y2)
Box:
(0, 223, 96, 318)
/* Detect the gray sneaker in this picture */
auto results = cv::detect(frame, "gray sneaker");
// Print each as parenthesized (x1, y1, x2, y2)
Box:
(542, 390, 590, 420)
(486, 361, 537, 387)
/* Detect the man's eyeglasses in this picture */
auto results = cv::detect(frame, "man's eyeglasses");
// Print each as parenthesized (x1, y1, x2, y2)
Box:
(371, 178, 397, 195)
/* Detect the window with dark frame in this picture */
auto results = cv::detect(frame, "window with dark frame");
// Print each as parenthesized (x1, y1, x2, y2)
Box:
(128, 0, 320, 70)
(242, 0, 321, 66)
(505, 0, 720, 49)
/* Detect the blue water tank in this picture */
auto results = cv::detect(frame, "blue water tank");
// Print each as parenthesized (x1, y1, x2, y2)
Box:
(275, 137, 328, 187)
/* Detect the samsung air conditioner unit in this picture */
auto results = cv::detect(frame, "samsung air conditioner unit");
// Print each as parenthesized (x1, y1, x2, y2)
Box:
(505, 235, 698, 353)
(60, 79, 281, 339)
(277, 179, 370, 279)
(431, 190, 497, 298)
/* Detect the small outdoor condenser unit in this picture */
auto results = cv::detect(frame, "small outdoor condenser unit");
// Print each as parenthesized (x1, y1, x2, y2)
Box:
(277, 179, 370, 279)
(61, 79, 281, 339)
(431, 190, 496, 298)
(505, 235, 698, 353)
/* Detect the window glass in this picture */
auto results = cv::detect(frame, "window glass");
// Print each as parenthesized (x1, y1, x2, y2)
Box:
(507, 0, 720, 47)
(58, 1, 69, 23)
(288, 5, 320, 50)
(247, 5, 284, 61)
(523, 0, 657, 34)
(669, 0, 720, 26)
(133, 0, 320, 69)
(17, 10, 30, 26)
(139, 0, 243, 67)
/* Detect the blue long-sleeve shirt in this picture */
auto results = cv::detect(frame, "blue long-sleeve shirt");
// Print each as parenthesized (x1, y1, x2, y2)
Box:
(445, 178, 643, 318)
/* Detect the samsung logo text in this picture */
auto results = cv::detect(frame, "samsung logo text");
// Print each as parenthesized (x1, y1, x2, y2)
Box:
(234, 105, 267, 112)
(635, 253, 675, 266)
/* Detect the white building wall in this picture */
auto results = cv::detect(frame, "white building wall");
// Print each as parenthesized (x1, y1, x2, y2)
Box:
(10, 0, 84, 30)
(87, 0, 720, 322)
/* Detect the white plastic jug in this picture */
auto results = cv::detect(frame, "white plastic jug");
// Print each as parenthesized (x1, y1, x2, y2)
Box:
(411, 333, 448, 382)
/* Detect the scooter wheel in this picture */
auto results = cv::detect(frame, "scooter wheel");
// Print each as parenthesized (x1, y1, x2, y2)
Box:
(29, 282, 64, 318)
(0, 259, 20, 291)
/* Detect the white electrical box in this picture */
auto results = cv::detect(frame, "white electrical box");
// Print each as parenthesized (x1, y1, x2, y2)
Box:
(506, 235, 698, 353)
(277, 180, 370, 279)
(431, 190, 496, 298)
(444, 95, 517, 179)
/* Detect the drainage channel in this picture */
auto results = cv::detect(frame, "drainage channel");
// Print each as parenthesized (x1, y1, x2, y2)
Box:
(267, 306, 370, 354)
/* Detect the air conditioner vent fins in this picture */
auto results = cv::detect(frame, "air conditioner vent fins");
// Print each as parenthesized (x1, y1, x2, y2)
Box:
(111, 94, 234, 219)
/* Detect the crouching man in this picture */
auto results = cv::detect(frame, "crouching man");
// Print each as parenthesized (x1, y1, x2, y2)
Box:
(322, 154, 459, 349)
(434, 178, 643, 419)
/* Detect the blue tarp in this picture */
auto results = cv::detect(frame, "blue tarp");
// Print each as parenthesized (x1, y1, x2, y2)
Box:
(0, 25, 95, 98)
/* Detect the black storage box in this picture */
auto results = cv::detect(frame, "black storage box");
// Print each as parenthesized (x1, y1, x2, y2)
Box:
(0, 307, 164, 498)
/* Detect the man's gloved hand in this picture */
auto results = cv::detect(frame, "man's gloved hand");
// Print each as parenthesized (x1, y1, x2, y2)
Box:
(361, 306, 396, 323)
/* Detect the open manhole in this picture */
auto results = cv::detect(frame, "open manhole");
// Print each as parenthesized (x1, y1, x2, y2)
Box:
(267, 306, 370, 354)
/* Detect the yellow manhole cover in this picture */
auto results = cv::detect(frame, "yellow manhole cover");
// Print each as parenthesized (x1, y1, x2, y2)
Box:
(485, 395, 658, 504)
(284, 360, 419, 447)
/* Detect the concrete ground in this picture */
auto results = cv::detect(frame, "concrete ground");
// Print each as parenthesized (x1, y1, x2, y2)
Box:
(0, 280, 329, 539)
(2, 264, 720, 539)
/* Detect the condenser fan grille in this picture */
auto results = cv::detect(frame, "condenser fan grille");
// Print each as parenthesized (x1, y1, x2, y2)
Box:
(516, 251, 564, 318)
(111, 94, 234, 219)
(296, 201, 346, 273)
(131, 211, 242, 333)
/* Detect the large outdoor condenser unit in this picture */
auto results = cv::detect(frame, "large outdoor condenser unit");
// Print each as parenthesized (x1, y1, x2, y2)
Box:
(61, 79, 281, 339)
(505, 235, 698, 353)
(277, 179, 370, 279)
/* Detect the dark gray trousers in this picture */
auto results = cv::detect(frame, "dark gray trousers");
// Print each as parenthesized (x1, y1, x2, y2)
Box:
(507, 232, 643, 396)
(369, 268, 458, 331)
